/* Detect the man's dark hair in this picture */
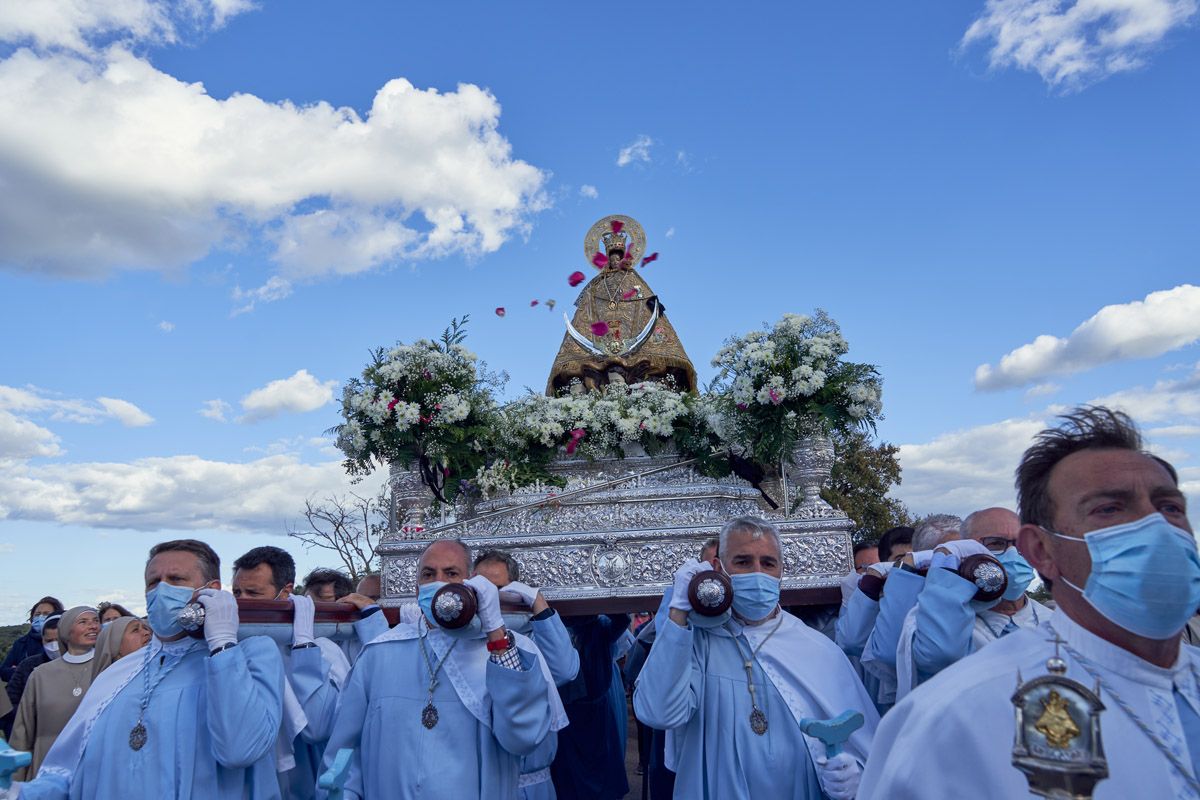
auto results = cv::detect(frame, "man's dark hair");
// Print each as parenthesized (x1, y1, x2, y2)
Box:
(877, 526, 914, 563)
(28, 596, 64, 621)
(233, 546, 297, 593)
(96, 601, 133, 618)
(1016, 406, 1169, 529)
(302, 568, 354, 599)
(473, 549, 520, 583)
(853, 542, 878, 557)
(147, 539, 220, 583)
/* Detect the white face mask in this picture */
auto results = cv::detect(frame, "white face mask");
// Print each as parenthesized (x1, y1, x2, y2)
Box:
(44, 640, 60, 659)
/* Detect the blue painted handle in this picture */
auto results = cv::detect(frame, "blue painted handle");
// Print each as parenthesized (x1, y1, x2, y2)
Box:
(317, 748, 354, 800)
(0, 737, 33, 791)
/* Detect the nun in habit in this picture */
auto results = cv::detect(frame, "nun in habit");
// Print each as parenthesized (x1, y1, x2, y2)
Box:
(10, 608, 101, 780)
(89, 616, 151, 679)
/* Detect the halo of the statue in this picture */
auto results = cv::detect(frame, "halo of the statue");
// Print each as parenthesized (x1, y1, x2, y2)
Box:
(584, 214, 646, 268)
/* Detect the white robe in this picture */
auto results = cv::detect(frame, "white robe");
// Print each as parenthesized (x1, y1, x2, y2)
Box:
(894, 567, 1049, 700)
(861, 607, 1200, 799)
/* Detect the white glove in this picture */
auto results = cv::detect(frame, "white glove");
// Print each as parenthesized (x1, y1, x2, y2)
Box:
(195, 588, 238, 650)
(501, 580, 540, 608)
(289, 593, 316, 647)
(815, 752, 861, 800)
(909, 550, 935, 570)
(864, 561, 894, 579)
(931, 539, 991, 571)
(464, 575, 504, 634)
(669, 560, 710, 613)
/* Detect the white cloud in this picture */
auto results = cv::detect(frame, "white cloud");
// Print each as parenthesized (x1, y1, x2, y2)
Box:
(0, 24, 548, 283)
(0, 453, 364, 532)
(96, 397, 154, 427)
(1149, 425, 1200, 437)
(665, 227, 676, 239)
(894, 416, 1047, 516)
(617, 134, 653, 167)
(1091, 364, 1200, 422)
(962, 0, 1198, 91)
(1024, 382, 1061, 398)
(231, 276, 292, 316)
(158, 320, 174, 332)
(975, 285, 1200, 390)
(0, 385, 151, 427)
(579, 184, 598, 199)
(239, 369, 338, 422)
(199, 399, 232, 422)
(0, 410, 62, 460)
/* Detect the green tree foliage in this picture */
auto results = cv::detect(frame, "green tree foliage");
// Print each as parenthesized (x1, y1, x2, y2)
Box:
(820, 429, 914, 544)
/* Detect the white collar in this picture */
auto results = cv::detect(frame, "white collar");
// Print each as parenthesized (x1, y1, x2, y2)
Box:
(1052, 608, 1193, 690)
(61, 650, 95, 664)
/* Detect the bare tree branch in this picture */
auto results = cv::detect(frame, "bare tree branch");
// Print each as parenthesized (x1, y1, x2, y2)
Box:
(286, 489, 388, 584)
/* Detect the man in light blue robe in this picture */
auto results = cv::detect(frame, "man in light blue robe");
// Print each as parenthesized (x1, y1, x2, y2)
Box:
(859, 556, 926, 709)
(634, 517, 877, 800)
(320, 539, 566, 800)
(9, 538, 284, 800)
(472, 549, 580, 800)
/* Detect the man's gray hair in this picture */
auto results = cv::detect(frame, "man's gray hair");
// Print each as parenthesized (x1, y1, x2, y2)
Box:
(718, 516, 782, 560)
(473, 548, 520, 583)
(912, 514, 962, 552)
(419, 538, 473, 572)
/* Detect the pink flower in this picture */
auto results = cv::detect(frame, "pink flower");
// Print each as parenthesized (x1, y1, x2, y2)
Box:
(622, 288, 638, 300)
(566, 428, 587, 455)
(736, 402, 748, 410)
(387, 397, 400, 411)
(611, 220, 624, 233)
(530, 299, 539, 307)
(422, 370, 432, 380)
(590, 321, 609, 336)
(592, 252, 608, 268)
(568, 271, 586, 287)
(641, 252, 659, 267)
(495, 307, 506, 317)
(769, 389, 782, 405)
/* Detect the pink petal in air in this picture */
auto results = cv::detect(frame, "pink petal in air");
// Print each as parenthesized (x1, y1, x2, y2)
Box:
(641, 252, 659, 267)
(590, 321, 609, 336)
(530, 299, 539, 307)
(592, 252, 608, 268)
(495, 307, 506, 317)
(611, 220, 624, 233)
(568, 271, 586, 287)
(622, 288, 638, 300)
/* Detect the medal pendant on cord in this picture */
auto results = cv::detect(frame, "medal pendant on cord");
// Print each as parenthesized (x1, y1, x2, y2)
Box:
(421, 702, 439, 729)
(129, 722, 148, 751)
(749, 708, 768, 735)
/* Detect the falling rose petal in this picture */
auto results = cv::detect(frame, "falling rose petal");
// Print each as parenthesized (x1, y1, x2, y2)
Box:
(387, 397, 400, 411)
(592, 252, 608, 268)
(495, 307, 506, 317)
(530, 299, 539, 307)
(622, 288, 638, 300)
(641, 252, 659, 267)
(611, 220, 624, 233)
(546, 299, 557, 310)
(566, 428, 587, 454)
(568, 271, 586, 287)
(590, 321, 609, 336)
(769, 388, 782, 405)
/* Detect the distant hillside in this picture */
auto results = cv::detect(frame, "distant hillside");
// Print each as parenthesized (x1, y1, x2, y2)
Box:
(0, 624, 29, 669)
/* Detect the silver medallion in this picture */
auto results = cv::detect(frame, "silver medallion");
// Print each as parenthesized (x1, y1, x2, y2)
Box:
(129, 722, 148, 751)
(421, 702, 439, 729)
(72, 686, 82, 697)
(749, 708, 768, 735)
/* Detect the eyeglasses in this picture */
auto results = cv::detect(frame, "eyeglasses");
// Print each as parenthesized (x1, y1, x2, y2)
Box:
(978, 536, 1016, 555)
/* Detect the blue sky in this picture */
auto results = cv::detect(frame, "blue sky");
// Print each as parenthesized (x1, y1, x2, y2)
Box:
(1, 1, 1198, 623)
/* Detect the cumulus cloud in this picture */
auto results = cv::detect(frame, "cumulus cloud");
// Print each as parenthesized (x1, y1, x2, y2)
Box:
(962, 0, 1198, 91)
(231, 276, 292, 316)
(579, 184, 598, 199)
(0, 385, 152, 427)
(665, 227, 676, 239)
(0, 453, 363, 532)
(1024, 382, 1061, 399)
(975, 285, 1200, 390)
(158, 320, 174, 332)
(1149, 424, 1200, 437)
(0, 15, 548, 288)
(199, 399, 232, 422)
(0, 411, 62, 460)
(1091, 363, 1200, 422)
(617, 134, 653, 167)
(96, 397, 154, 427)
(239, 370, 338, 422)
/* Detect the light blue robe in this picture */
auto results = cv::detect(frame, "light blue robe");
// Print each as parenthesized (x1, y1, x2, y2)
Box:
(859, 568, 923, 709)
(910, 565, 981, 682)
(279, 641, 347, 800)
(321, 632, 554, 800)
(634, 615, 876, 800)
(520, 612, 581, 800)
(20, 636, 284, 800)
(835, 587, 886, 715)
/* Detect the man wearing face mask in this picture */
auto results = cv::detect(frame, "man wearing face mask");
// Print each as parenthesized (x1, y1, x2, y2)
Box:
(233, 545, 351, 800)
(320, 538, 566, 799)
(894, 507, 1049, 697)
(3, 618, 61, 740)
(2, 598, 64, 683)
(472, 549, 579, 800)
(633, 516, 878, 800)
(4, 539, 284, 800)
(860, 406, 1200, 799)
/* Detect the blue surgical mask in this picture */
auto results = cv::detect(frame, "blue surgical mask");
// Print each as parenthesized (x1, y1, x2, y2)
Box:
(101, 620, 113, 630)
(146, 582, 197, 638)
(43, 640, 59, 659)
(417, 581, 445, 626)
(730, 572, 781, 622)
(997, 546, 1035, 602)
(1048, 513, 1200, 640)
(30, 614, 48, 635)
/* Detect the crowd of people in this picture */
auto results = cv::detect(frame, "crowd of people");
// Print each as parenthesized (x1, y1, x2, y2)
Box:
(0, 404, 1197, 799)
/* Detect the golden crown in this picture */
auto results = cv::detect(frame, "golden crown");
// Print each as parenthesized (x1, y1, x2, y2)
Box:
(602, 230, 628, 256)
